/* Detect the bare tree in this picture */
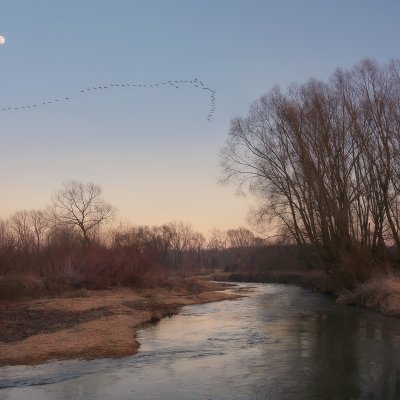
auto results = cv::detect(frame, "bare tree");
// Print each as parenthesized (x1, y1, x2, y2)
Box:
(10, 211, 35, 253)
(221, 58, 400, 276)
(0, 219, 14, 252)
(189, 231, 205, 266)
(167, 221, 198, 270)
(227, 227, 256, 248)
(29, 210, 49, 250)
(49, 181, 115, 245)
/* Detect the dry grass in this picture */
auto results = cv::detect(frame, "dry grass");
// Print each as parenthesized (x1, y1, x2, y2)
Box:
(0, 274, 47, 300)
(0, 277, 243, 366)
(337, 269, 400, 316)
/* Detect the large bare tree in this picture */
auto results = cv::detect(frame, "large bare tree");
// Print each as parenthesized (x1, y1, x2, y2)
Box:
(221, 59, 400, 275)
(49, 181, 114, 245)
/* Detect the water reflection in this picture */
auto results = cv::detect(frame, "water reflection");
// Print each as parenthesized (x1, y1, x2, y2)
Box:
(1, 283, 400, 399)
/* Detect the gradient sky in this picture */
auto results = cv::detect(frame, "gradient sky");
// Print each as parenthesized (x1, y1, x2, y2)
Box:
(1, 1, 400, 234)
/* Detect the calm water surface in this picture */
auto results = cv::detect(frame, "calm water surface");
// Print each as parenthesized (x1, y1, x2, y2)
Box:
(1, 283, 400, 399)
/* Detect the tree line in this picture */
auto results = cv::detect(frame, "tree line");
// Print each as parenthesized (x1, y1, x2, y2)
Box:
(221, 59, 400, 279)
(0, 180, 264, 293)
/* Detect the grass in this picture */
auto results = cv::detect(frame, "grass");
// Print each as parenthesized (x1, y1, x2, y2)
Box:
(337, 269, 400, 316)
(0, 274, 47, 300)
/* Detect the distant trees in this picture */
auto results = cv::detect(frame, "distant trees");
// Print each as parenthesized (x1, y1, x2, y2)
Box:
(8, 210, 49, 253)
(29, 210, 49, 250)
(221, 59, 400, 275)
(109, 221, 212, 272)
(165, 222, 204, 270)
(9, 211, 35, 253)
(49, 181, 114, 245)
(0, 176, 269, 290)
(227, 227, 256, 248)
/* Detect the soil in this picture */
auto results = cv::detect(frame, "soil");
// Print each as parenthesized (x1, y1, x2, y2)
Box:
(0, 279, 243, 366)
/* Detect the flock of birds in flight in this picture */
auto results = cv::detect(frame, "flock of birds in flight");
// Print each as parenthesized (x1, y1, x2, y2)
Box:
(0, 78, 216, 122)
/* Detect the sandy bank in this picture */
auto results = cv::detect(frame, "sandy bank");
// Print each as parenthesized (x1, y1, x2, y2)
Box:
(0, 280, 243, 366)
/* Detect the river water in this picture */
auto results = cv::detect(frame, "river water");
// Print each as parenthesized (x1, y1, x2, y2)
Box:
(1, 283, 400, 399)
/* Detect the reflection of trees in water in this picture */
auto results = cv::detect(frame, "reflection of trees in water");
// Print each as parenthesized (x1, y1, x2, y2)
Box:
(253, 310, 400, 399)
(358, 317, 400, 399)
(305, 313, 361, 399)
(302, 313, 400, 399)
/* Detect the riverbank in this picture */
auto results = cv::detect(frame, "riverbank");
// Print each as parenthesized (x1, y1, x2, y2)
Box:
(0, 278, 243, 366)
(336, 270, 400, 316)
(213, 269, 400, 318)
(213, 270, 337, 294)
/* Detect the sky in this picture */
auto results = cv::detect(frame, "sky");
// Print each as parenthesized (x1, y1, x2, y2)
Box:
(0, 0, 400, 234)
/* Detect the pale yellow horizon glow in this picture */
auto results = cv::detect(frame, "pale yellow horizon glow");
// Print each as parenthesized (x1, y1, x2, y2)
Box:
(0, 179, 254, 236)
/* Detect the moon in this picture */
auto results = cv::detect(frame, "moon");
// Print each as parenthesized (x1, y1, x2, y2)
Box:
(0, 36, 5, 45)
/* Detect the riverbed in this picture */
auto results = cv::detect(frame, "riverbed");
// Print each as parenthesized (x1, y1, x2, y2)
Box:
(1, 283, 400, 399)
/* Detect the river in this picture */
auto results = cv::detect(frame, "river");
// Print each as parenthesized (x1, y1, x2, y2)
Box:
(1, 283, 400, 399)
